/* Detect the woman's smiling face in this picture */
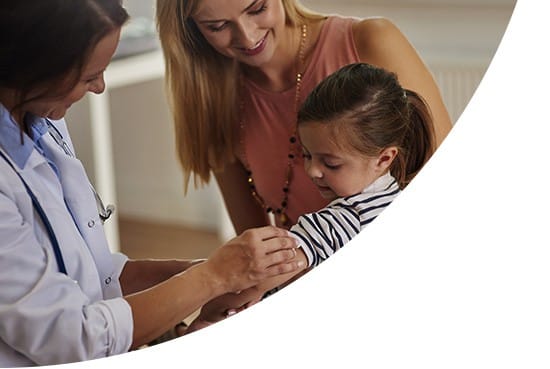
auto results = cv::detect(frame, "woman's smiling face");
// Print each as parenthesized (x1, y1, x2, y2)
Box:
(192, 0, 286, 67)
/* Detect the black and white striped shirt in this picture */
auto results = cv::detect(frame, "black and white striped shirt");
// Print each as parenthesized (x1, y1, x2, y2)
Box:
(290, 173, 400, 267)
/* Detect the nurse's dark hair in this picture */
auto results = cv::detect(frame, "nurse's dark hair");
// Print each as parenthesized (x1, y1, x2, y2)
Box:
(0, 0, 128, 112)
(297, 63, 436, 189)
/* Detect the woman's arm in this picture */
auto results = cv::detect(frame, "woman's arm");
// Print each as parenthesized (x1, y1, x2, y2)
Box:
(120, 258, 205, 296)
(215, 160, 271, 235)
(185, 248, 309, 333)
(123, 226, 303, 348)
(185, 206, 367, 329)
(353, 17, 453, 146)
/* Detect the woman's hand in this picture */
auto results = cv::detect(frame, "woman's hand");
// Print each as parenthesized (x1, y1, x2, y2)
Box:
(202, 226, 303, 295)
(201, 287, 263, 322)
(126, 226, 303, 348)
(186, 243, 311, 335)
(185, 287, 264, 334)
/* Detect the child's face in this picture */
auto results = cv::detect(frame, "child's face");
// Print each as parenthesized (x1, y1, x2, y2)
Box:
(299, 122, 383, 201)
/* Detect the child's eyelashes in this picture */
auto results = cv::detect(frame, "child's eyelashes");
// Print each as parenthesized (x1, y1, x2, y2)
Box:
(324, 163, 341, 170)
(302, 152, 342, 170)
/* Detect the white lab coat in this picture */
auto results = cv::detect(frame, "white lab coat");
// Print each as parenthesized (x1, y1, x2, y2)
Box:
(0, 109, 133, 366)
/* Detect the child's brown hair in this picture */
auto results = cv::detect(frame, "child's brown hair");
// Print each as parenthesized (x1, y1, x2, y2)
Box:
(298, 62, 436, 188)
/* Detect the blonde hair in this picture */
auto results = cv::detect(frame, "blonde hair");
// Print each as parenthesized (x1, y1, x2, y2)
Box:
(156, 0, 323, 191)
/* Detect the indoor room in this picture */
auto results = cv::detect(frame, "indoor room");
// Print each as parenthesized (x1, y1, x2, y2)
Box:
(64, 0, 516, 260)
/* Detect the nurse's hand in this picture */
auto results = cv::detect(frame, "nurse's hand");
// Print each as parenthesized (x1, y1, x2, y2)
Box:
(189, 286, 262, 331)
(127, 226, 303, 348)
(183, 289, 255, 335)
(203, 226, 304, 294)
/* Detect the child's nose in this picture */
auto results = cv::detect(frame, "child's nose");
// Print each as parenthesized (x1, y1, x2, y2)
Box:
(306, 162, 323, 179)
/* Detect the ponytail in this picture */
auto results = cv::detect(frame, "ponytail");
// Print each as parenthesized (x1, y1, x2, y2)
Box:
(392, 89, 435, 188)
(297, 62, 436, 190)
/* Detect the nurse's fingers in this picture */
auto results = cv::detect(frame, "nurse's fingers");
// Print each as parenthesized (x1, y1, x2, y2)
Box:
(239, 226, 298, 255)
(205, 226, 302, 293)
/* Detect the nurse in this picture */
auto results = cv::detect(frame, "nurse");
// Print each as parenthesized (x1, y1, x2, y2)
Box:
(0, 0, 303, 366)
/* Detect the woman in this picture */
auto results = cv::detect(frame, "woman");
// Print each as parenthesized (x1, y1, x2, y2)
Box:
(156, 0, 452, 234)
(0, 0, 303, 366)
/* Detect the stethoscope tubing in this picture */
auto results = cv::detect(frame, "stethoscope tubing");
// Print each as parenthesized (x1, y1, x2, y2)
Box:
(45, 119, 114, 223)
(0, 149, 68, 275)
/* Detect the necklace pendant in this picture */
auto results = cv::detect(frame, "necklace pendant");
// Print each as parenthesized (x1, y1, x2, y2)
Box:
(279, 212, 288, 226)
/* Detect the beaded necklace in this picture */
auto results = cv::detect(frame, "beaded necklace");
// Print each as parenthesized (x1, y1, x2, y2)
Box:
(239, 23, 308, 227)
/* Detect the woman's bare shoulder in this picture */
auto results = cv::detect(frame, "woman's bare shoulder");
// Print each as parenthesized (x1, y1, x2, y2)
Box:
(352, 17, 410, 61)
(352, 16, 400, 39)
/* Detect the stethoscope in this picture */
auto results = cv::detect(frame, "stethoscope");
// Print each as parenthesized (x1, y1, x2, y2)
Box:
(45, 119, 115, 223)
(0, 119, 115, 275)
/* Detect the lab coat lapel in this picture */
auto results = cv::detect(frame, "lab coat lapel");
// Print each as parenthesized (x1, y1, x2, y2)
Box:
(39, 126, 116, 289)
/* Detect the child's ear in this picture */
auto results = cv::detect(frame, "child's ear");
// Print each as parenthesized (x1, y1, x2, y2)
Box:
(376, 147, 398, 171)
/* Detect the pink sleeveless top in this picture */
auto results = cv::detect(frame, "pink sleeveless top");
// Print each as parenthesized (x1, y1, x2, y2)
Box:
(237, 16, 360, 227)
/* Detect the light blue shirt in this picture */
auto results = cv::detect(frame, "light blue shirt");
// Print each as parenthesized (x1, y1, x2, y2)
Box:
(0, 104, 133, 366)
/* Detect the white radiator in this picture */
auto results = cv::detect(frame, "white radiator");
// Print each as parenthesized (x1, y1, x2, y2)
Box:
(430, 62, 488, 124)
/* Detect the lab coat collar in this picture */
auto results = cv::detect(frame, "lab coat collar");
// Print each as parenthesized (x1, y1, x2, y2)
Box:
(0, 103, 37, 169)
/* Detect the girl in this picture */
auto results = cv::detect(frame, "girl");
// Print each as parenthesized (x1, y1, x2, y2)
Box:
(291, 62, 435, 267)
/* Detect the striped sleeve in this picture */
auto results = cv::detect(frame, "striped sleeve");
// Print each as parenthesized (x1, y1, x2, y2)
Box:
(290, 202, 361, 267)
(353, 181, 400, 228)
(290, 179, 401, 267)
